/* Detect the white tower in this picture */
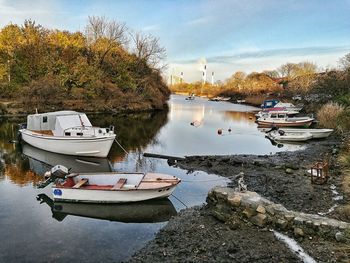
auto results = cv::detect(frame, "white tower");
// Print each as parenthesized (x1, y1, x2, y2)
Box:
(211, 72, 214, 85)
(180, 72, 184, 83)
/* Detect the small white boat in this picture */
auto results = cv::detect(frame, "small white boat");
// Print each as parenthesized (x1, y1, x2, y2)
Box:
(46, 165, 181, 203)
(256, 113, 314, 127)
(209, 96, 231, 102)
(267, 130, 313, 142)
(19, 111, 115, 157)
(185, 94, 195, 100)
(277, 128, 333, 139)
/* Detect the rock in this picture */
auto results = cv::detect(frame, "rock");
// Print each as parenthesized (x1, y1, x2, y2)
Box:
(294, 227, 305, 237)
(256, 205, 266, 214)
(228, 195, 241, 207)
(284, 214, 295, 222)
(251, 213, 267, 227)
(285, 168, 293, 174)
(276, 219, 288, 230)
(285, 163, 299, 170)
(293, 217, 304, 226)
(242, 208, 256, 219)
(335, 232, 347, 243)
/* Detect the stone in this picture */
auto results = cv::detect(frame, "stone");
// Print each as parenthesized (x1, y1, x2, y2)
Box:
(256, 205, 266, 214)
(284, 214, 295, 222)
(242, 208, 256, 219)
(265, 205, 275, 215)
(294, 227, 305, 237)
(285, 163, 299, 170)
(335, 232, 347, 243)
(285, 168, 293, 174)
(294, 217, 304, 226)
(251, 213, 267, 227)
(276, 219, 288, 230)
(228, 195, 241, 207)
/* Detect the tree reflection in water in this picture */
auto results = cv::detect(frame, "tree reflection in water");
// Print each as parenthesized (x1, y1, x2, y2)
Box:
(0, 111, 169, 185)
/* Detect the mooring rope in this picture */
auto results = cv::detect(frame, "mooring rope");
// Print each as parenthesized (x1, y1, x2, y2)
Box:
(171, 193, 188, 208)
(114, 138, 144, 170)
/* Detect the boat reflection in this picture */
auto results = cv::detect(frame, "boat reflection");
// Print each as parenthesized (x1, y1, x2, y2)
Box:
(37, 194, 177, 223)
(22, 143, 113, 175)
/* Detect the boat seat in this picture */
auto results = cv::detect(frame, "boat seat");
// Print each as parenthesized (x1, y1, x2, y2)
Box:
(73, 179, 89, 188)
(112, 178, 127, 189)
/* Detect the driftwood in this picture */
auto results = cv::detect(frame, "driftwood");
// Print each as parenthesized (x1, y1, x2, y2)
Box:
(143, 153, 185, 161)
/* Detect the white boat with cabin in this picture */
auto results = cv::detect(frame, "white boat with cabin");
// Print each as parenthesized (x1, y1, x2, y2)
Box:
(19, 111, 115, 157)
(46, 165, 181, 203)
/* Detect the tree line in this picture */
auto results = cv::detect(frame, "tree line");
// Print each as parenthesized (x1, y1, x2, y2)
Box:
(0, 17, 169, 113)
(171, 54, 350, 107)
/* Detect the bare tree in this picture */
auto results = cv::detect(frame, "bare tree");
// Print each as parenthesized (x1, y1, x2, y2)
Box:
(85, 16, 128, 64)
(130, 31, 166, 70)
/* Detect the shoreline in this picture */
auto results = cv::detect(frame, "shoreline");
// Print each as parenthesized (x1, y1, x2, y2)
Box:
(129, 134, 350, 262)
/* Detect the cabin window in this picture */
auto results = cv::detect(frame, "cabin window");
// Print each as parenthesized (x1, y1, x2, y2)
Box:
(65, 132, 71, 136)
(278, 114, 285, 118)
(271, 114, 277, 118)
(77, 132, 83, 136)
(43, 116, 47, 123)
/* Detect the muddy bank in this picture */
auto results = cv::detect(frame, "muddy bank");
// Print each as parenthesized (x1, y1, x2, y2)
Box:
(130, 205, 349, 263)
(129, 135, 350, 262)
(178, 135, 344, 216)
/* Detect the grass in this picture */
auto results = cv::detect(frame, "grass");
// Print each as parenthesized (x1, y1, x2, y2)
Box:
(317, 102, 345, 130)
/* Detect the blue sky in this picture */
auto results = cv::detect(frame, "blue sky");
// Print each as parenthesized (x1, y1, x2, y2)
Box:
(1, 0, 350, 82)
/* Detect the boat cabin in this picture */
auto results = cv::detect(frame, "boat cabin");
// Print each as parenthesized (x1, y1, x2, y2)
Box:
(26, 111, 111, 137)
(261, 99, 279, 109)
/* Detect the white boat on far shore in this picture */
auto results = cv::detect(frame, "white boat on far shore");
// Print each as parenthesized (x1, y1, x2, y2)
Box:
(19, 111, 116, 157)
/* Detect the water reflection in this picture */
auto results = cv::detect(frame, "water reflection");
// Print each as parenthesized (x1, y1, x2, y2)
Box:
(0, 95, 306, 262)
(22, 144, 112, 175)
(37, 194, 177, 223)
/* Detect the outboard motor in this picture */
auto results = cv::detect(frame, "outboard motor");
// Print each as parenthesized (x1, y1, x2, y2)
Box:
(44, 165, 69, 179)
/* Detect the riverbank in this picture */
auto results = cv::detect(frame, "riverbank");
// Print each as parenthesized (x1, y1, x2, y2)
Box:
(0, 97, 169, 116)
(129, 134, 350, 262)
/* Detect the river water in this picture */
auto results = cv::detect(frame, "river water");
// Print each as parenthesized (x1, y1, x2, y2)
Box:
(0, 95, 303, 262)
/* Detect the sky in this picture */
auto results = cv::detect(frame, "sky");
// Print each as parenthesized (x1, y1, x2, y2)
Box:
(1, 0, 350, 82)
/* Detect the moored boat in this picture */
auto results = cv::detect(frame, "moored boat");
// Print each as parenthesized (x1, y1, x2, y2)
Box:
(276, 128, 333, 139)
(255, 108, 299, 119)
(256, 113, 314, 127)
(267, 130, 313, 142)
(44, 165, 181, 203)
(19, 111, 116, 157)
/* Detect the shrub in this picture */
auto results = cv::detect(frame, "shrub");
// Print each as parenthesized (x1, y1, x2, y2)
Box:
(317, 102, 345, 130)
(337, 108, 350, 133)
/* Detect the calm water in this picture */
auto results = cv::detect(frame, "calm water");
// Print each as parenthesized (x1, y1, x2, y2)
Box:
(0, 95, 303, 262)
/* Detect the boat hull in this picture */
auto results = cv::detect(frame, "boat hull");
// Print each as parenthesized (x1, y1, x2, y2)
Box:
(267, 132, 313, 142)
(256, 119, 313, 127)
(278, 128, 333, 139)
(20, 129, 115, 157)
(52, 186, 177, 203)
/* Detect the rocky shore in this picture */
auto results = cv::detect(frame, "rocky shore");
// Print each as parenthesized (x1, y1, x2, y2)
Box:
(129, 135, 350, 262)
